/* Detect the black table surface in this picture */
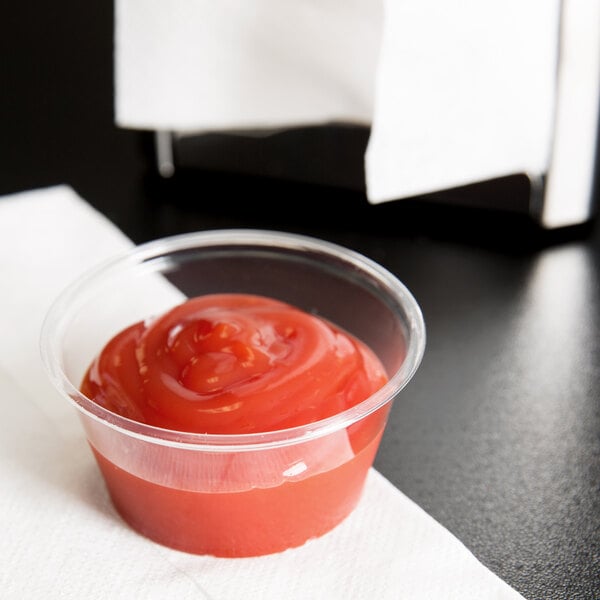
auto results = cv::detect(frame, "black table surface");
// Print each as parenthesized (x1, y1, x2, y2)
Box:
(2, 2, 599, 598)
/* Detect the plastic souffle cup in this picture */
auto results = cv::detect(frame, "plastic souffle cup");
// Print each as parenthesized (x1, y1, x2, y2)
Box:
(40, 229, 426, 557)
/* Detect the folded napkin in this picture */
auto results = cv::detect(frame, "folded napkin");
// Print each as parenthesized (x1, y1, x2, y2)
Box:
(115, 0, 382, 131)
(115, 0, 560, 203)
(0, 186, 525, 599)
(365, 0, 560, 201)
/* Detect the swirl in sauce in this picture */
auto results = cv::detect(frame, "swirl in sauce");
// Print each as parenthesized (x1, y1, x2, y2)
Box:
(81, 293, 388, 434)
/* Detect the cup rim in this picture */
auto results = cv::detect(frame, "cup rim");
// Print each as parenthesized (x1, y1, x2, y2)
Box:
(40, 229, 426, 451)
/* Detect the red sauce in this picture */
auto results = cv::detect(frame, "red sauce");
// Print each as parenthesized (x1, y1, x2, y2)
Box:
(81, 293, 391, 556)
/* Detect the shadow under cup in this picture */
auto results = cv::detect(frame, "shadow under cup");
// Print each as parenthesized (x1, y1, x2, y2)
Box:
(40, 230, 426, 557)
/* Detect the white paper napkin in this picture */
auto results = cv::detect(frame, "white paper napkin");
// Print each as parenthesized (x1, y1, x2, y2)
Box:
(0, 185, 525, 599)
(365, 0, 561, 202)
(115, 0, 382, 131)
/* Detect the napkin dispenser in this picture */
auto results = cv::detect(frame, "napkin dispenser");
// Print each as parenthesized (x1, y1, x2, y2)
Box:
(140, 0, 599, 230)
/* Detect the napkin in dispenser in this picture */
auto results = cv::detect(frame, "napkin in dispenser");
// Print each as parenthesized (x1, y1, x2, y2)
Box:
(115, 0, 600, 229)
(115, 0, 382, 132)
(365, 0, 560, 201)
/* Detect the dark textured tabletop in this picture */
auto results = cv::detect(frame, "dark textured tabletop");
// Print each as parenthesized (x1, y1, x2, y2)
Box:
(2, 2, 599, 598)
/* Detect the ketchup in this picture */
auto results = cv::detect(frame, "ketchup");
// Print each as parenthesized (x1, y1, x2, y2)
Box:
(81, 293, 391, 556)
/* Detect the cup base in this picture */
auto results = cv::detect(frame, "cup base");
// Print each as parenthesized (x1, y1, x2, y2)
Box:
(91, 432, 383, 557)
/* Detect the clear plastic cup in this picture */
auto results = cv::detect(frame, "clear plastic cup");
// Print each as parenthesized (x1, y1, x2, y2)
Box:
(40, 229, 425, 557)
